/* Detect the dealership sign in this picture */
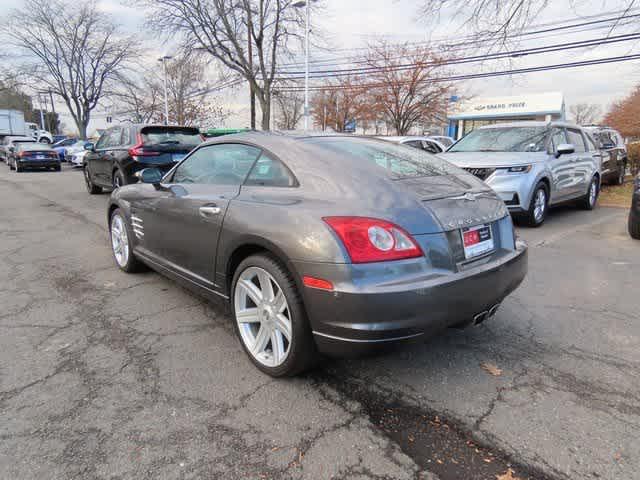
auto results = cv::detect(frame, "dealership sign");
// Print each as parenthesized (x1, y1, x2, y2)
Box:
(448, 92, 564, 120)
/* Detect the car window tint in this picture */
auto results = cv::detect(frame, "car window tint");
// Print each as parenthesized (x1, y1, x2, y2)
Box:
(245, 152, 296, 187)
(96, 129, 116, 149)
(404, 140, 422, 149)
(567, 129, 586, 153)
(172, 143, 261, 185)
(422, 141, 441, 154)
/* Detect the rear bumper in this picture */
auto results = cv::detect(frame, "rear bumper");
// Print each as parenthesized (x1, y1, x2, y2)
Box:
(17, 160, 60, 169)
(297, 242, 528, 356)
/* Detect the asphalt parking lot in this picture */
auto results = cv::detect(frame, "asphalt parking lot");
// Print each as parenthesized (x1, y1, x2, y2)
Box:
(0, 165, 638, 480)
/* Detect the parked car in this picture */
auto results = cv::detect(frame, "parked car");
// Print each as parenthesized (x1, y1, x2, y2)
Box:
(442, 122, 601, 227)
(629, 173, 640, 239)
(69, 150, 87, 168)
(59, 139, 89, 162)
(106, 133, 528, 376)
(52, 137, 79, 161)
(1, 135, 36, 164)
(9, 142, 60, 172)
(428, 135, 455, 148)
(582, 125, 627, 185)
(83, 124, 203, 194)
(52, 134, 69, 144)
(380, 136, 449, 154)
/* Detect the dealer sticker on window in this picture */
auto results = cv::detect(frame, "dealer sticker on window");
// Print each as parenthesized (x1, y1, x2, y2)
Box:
(461, 224, 494, 259)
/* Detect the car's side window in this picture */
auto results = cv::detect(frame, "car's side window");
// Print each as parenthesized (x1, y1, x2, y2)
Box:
(585, 134, 597, 152)
(567, 129, 586, 153)
(550, 128, 567, 151)
(404, 140, 422, 149)
(422, 141, 441, 154)
(244, 152, 296, 187)
(172, 143, 261, 185)
(95, 130, 111, 150)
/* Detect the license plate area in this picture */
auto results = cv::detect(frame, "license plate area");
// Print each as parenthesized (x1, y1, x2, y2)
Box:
(461, 224, 494, 259)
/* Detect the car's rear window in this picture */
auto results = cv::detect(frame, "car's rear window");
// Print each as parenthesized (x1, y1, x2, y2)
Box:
(19, 143, 53, 151)
(140, 127, 202, 147)
(305, 137, 460, 179)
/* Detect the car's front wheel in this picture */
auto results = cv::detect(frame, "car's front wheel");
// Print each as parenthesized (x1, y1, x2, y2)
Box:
(613, 164, 626, 185)
(109, 208, 144, 273)
(231, 254, 317, 377)
(523, 182, 548, 227)
(113, 169, 127, 189)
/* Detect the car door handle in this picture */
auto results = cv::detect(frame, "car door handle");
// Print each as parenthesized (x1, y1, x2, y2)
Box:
(199, 206, 221, 217)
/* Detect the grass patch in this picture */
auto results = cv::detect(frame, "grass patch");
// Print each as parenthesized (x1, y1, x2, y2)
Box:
(600, 179, 634, 207)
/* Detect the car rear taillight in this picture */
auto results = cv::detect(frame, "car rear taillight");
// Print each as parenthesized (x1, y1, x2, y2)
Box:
(128, 133, 160, 157)
(323, 216, 423, 263)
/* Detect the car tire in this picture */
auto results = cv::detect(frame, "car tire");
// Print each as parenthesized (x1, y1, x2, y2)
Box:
(39, 138, 50, 144)
(84, 166, 102, 194)
(630, 212, 640, 240)
(613, 164, 626, 185)
(109, 208, 145, 273)
(523, 182, 549, 227)
(9, 162, 14, 171)
(231, 253, 318, 377)
(55, 165, 61, 172)
(579, 175, 599, 210)
(113, 169, 128, 189)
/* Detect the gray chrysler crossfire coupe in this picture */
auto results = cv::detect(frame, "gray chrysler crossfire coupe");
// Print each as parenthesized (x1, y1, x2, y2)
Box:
(107, 132, 528, 376)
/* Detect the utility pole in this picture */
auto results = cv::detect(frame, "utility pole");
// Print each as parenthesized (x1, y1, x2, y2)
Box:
(304, 0, 310, 130)
(158, 56, 172, 125)
(48, 89, 57, 134)
(38, 94, 45, 130)
(248, 22, 256, 130)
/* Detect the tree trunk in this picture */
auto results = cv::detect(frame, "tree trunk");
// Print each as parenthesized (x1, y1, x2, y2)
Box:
(259, 91, 271, 131)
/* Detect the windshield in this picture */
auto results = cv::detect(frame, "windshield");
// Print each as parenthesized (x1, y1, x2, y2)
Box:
(141, 127, 202, 147)
(306, 137, 461, 179)
(449, 127, 548, 153)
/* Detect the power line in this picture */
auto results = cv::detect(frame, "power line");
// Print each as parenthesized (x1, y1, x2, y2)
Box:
(274, 53, 640, 92)
(275, 33, 640, 80)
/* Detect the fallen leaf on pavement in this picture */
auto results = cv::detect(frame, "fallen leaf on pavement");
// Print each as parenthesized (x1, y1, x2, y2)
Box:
(481, 362, 503, 376)
(496, 468, 522, 480)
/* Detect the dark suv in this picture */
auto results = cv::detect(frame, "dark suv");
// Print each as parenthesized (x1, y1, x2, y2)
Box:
(583, 126, 627, 185)
(83, 124, 203, 194)
(629, 173, 640, 239)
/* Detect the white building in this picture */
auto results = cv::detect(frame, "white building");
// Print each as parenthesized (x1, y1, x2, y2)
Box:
(447, 92, 565, 139)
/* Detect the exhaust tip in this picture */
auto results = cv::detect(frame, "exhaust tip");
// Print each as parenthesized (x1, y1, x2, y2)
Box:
(473, 311, 488, 325)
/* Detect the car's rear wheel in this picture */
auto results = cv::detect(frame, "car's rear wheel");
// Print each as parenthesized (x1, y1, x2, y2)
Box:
(113, 169, 126, 189)
(523, 182, 548, 227)
(579, 176, 599, 210)
(84, 166, 102, 194)
(231, 254, 317, 377)
(613, 164, 626, 185)
(110, 208, 144, 273)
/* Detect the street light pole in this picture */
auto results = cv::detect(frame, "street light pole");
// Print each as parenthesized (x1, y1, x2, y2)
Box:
(304, 0, 309, 131)
(158, 56, 172, 125)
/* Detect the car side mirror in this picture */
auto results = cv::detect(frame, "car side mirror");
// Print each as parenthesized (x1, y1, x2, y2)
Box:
(84, 142, 95, 152)
(136, 168, 163, 185)
(556, 143, 575, 158)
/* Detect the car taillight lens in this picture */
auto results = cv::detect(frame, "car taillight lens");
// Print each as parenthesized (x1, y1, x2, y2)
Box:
(323, 216, 423, 263)
(128, 133, 160, 157)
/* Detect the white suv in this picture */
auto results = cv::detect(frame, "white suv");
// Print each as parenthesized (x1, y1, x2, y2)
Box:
(442, 121, 601, 227)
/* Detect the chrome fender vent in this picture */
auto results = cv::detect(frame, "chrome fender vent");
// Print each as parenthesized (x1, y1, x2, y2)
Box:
(131, 215, 144, 240)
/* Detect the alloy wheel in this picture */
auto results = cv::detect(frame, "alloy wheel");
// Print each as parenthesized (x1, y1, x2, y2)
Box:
(589, 178, 598, 207)
(234, 267, 292, 368)
(533, 188, 546, 224)
(110, 214, 130, 268)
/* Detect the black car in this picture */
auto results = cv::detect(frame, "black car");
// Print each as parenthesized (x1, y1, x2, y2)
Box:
(583, 126, 627, 185)
(83, 124, 203, 194)
(629, 173, 640, 239)
(9, 142, 61, 172)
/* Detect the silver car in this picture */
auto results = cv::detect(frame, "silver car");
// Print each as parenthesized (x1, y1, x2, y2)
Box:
(443, 122, 601, 226)
(107, 133, 527, 376)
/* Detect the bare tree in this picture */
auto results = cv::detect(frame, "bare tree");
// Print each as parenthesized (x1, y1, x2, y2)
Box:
(420, 0, 637, 43)
(143, 0, 308, 130)
(569, 103, 601, 125)
(273, 89, 304, 130)
(111, 74, 163, 124)
(365, 42, 452, 136)
(5, 0, 137, 138)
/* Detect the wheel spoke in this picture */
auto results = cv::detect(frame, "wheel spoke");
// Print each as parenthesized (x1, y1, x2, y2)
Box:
(271, 329, 285, 364)
(257, 271, 274, 301)
(236, 308, 260, 323)
(251, 324, 271, 355)
(274, 313, 292, 342)
(239, 279, 263, 305)
(273, 289, 287, 314)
